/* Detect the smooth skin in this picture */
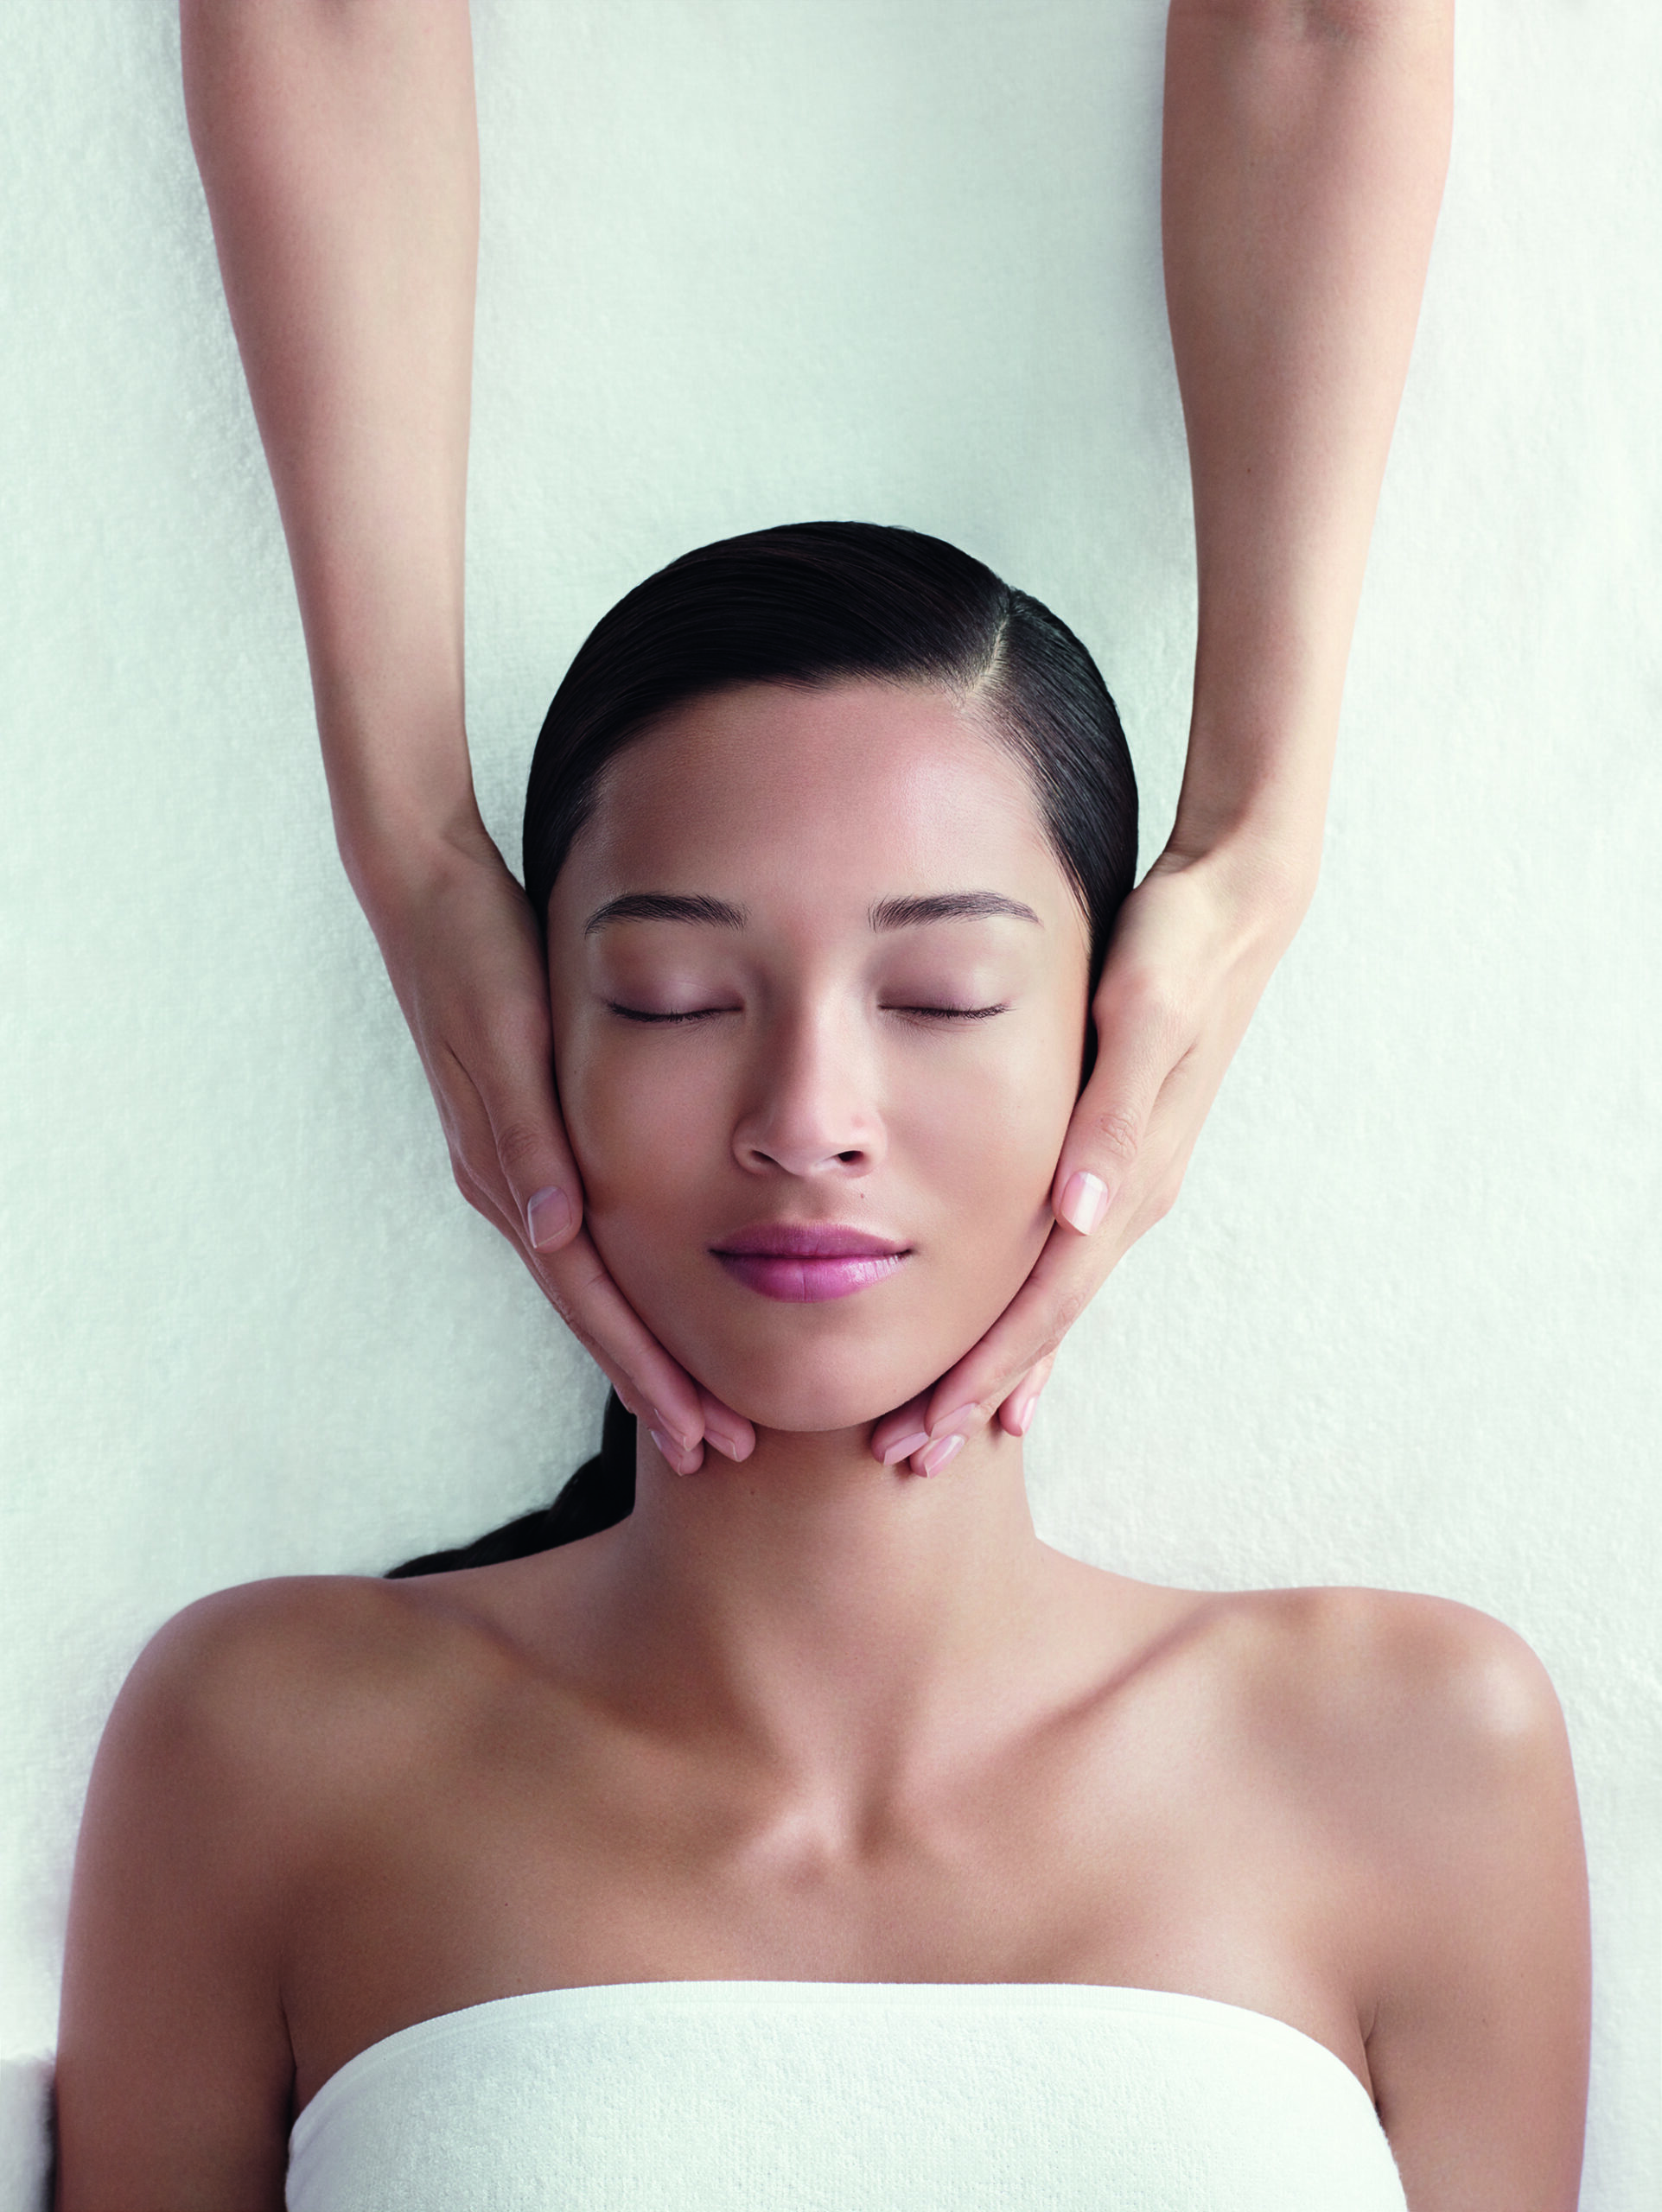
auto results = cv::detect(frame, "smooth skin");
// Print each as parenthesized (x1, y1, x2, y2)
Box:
(177, 0, 1455, 1471)
(56, 685, 1589, 2211)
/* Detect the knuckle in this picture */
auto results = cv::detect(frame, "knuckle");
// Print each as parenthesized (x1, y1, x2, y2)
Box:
(1089, 1105, 1144, 1165)
(1040, 1294, 1087, 1357)
(1100, 961, 1168, 1022)
(449, 1160, 493, 1215)
(1099, 969, 1188, 1053)
(493, 1116, 562, 1179)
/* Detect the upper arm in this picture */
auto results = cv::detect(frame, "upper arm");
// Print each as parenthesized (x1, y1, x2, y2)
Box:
(1350, 1601, 1590, 2212)
(54, 1594, 303, 2212)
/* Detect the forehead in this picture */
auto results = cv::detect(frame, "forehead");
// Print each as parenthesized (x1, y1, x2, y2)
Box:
(557, 679, 1071, 922)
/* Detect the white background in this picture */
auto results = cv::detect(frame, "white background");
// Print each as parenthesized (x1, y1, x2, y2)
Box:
(2, 2, 1657, 2202)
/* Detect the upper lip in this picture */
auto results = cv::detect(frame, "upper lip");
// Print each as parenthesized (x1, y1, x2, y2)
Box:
(710, 1221, 911, 1258)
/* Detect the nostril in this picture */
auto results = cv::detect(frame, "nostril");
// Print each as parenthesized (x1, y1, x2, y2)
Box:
(837, 1150, 863, 1163)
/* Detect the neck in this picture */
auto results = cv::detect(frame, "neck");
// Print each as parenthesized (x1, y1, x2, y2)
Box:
(576, 1417, 1066, 1802)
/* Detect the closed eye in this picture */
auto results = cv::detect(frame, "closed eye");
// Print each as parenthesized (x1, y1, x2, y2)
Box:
(604, 1001, 735, 1025)
(886, 1003, 1009, 1021)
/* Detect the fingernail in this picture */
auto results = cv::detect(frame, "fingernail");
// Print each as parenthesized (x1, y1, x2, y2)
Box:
(648, 1428, 696, 1474)
(882, 1429, 932, 1467)
(1009, 1394, 1038, 1438)
(526, 1185, 571, 1249)
(918, 1433, 965, 1478)
(929, 1405, 977, 1440)
(650, 1409, 697, 1454)
(1058, 1170, 1110, 1236)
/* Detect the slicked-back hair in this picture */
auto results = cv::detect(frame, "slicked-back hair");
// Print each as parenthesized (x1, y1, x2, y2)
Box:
(521, 520, 1137, 990)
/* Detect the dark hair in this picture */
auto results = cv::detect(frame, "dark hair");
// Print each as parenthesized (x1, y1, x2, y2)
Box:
(387, 1387, 636, 1576)
(523, 520, 1136, 988)
(391, 520, 1136, 1579)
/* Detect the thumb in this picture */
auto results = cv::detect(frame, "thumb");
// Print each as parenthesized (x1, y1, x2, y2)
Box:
(1052, 982, 1182, 1236)
(470, 1010, 586, 1259)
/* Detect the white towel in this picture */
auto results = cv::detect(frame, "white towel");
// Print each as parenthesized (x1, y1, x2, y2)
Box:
(286, 1980, 1407, 2212)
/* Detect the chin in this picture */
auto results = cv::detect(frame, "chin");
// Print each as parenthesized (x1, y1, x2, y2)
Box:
(627, 1306, 950, 1436)
(672, 1345, 936, 1437)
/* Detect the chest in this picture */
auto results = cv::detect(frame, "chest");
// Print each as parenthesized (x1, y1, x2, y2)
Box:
(283, 1663, 1369, 2109)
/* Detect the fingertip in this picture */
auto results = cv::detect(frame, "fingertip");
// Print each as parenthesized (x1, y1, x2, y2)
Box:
(917, 1433, 965, 1478)
(697, 1396, 756, 1463)
(1056, 1169, 1111, 1236)
(525, 1185, 575, 1251)
(648, 1428, 704, 1476)
(880, 1429, 932, 1468)
(649, 1406, 703, 1457)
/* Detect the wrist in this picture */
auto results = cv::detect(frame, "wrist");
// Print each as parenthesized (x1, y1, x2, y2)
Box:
(334, 772, 500, 925)
(1164, 713, 1331, 915)
(319, 698, 484, 888)
(1149, 813, 1321, 945)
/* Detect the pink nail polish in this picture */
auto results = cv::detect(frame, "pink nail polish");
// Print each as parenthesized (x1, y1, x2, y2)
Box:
(882, 1429, 932, 1467)
(918, 1433, 965, 1478)
(1059, 1170, 1110, 1236)
(928, 1406, 978, 1445)
(526, 1185, 572, 1249)
(1009, 1395, 1038, 1438)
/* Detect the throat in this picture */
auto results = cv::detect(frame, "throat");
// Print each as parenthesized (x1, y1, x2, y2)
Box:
(570, 1416, 1067, 1792)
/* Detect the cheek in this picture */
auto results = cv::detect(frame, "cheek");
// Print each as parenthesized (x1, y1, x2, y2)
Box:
(888, 1015, 1085, 1336)
(901, 1020, 1079, 1215)
(555, 1021, 739, 1314)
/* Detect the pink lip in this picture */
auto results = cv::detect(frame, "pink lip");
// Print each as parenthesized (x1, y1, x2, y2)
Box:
(710, 1221, 911, 1304)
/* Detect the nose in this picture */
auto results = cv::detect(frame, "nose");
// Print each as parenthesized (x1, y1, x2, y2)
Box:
(732, 1003, 886, 1181)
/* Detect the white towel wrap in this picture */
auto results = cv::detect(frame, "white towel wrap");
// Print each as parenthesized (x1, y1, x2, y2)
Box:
(286, 1980, 1408, 2211)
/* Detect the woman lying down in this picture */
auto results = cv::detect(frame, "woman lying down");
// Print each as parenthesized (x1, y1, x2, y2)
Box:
(54, 524, 1589, 2212)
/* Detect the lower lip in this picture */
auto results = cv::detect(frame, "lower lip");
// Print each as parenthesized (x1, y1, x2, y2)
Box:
(714, 1251, 907, 1303)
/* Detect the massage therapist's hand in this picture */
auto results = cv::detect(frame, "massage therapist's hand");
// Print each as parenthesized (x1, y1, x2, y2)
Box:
(358, 813, 755, 1474)
(869, 830, 1310, 1471)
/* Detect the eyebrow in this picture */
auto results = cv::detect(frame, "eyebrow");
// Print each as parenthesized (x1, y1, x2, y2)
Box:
(868, 892, 1041, 931)
(584, 893, 748, 935)
(583, 887, 1041, 936)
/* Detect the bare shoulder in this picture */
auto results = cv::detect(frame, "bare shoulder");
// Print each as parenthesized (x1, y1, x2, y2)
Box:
(1194, 1582, 1565, 1791)
(105, 1566, 506, 1787)
(60, 1574, 511, 2210)
(1196, 1584, 1588, 2207)
(90, 1569, 524, 1866)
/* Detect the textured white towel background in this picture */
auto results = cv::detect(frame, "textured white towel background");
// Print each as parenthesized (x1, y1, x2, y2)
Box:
(1, 2, 1657, 2206)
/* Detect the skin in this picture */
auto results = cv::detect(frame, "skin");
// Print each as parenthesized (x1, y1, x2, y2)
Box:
(55, 684, 1589, 2212)
(177, 0, 1455, 1469)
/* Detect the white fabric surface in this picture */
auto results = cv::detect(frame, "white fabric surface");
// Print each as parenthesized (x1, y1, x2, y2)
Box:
(4, 3, 1658, 2203)
(284, 1980, 1406, 2212)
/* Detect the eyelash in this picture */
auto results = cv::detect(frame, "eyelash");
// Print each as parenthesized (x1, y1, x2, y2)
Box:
(604, 1001, 1008, 1025)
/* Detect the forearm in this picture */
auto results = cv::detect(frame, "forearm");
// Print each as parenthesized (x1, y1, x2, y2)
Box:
(1162, 0, 1453, 886)
(181, 0, 480, 898)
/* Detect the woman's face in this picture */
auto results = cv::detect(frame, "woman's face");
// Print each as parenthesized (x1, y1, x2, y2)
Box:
(547, 679, 1092, 1433)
